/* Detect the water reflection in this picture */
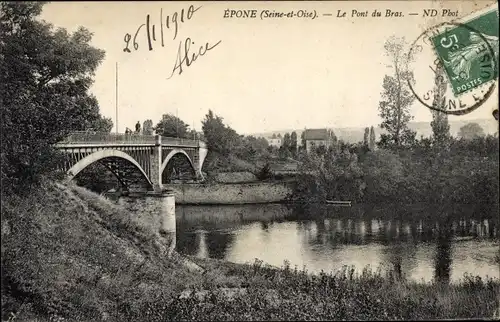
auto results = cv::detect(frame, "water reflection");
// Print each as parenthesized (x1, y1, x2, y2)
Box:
(176, 230, 198, 256)
(196, 231, 208, 258)
(435, 227, 452, 284)
(176, 230, 235, 259)
(119, 199, 499, 284)
(206, 232, 235, 258)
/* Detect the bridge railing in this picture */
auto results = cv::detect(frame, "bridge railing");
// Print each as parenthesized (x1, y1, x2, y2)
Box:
(59, 131, 206, 147)
(59, 131, 157, 144)
(160, 136, 205, 148)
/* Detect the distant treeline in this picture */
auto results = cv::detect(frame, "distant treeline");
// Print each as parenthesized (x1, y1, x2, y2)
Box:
(290, 134, 499, 207)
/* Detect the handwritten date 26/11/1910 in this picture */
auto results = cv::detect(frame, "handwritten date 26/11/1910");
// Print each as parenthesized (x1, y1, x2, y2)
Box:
(167, 37, 222, 79)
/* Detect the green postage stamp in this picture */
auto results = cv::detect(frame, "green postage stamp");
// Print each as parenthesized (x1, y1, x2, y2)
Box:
(431, 8, 499, 96)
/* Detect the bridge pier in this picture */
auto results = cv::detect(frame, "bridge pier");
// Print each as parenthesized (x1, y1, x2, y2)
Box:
(160, 191, 176, 257)
(150, 135, 164, 193)
(196, 143, 208, 181)
(195, 170, 205, 181)
(122, 190, 176, 258)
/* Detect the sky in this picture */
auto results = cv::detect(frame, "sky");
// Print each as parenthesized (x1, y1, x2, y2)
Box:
(39, 0, 498, 134)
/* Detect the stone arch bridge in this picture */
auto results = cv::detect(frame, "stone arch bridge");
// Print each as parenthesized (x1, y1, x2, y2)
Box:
(55, 132, 208, 193)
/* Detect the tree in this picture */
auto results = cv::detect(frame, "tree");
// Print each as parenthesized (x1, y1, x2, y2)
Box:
(201, 110, 238, 156)
(290, 131, 298, 155)
(328, 129, 338, 143)
(188, 129, 199, 139)
(279, 133, 292, 159)
(293, 147, 364, 202)
(315, 145, 327, 156)
(430, 65, 451, 148)
(155, 114, 189, 138)
(84, 116, 113, 133)
(362, 150, 404, 202)
(378, 36, 416, 149)
(142, 119, 154, 135)
(300, 131, 307, 151)
(369, 126, 376, 150)
(1, 2, 106, 192)
(282, 133, 291, 150)
(256, 162, 273, 181)
(234, 135, 267, 161)
(246, 136, 268, 156)
(458, 122, 485, 140)
(363, 127, 369, 147)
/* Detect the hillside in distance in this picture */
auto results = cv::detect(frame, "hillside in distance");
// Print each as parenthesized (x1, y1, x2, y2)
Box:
(249, 118, 498, 144)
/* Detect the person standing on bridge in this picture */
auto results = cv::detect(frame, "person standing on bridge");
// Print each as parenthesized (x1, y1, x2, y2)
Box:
(135, 121, 141, 134)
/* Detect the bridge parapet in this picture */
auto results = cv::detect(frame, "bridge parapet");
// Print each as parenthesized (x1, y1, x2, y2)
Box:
(160, 136, 204, 148)
(58, 132, 206, 148)
(59, 131, 156, 145)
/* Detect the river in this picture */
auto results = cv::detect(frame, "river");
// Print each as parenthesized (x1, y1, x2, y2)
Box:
(118, 198, 499, 284)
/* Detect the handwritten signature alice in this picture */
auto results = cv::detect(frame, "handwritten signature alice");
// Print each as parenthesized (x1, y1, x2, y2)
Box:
(122, 5, 222, 79)
(167, 38, 221, 79)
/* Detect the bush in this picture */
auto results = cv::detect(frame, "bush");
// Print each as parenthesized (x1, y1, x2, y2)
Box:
(256, 163, 273, 181)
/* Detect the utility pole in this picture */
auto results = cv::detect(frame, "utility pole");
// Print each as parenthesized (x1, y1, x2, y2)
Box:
(176, 108, 179, 138)
(115, 62, 119, 134)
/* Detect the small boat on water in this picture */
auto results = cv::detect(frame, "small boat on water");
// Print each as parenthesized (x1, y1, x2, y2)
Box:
(326, 200, 352, 206)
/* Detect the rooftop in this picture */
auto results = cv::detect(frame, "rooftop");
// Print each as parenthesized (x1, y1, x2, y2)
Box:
(303, 128, 331, 140)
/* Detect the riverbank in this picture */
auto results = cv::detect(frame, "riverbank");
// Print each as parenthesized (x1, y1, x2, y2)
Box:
(165, 181, 292, 205)
(1, 180, 499, 321)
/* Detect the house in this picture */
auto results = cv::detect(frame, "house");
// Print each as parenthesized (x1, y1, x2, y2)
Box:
(267, 138, 282, 148)
(303, 128, 335, 153)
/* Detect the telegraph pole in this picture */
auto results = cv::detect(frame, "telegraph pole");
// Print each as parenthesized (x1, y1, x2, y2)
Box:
(115, 62, 119, 134)
(176, 108, 179, 138)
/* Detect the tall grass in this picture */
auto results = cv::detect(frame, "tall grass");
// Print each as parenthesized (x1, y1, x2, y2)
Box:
(157, 258, 500, 321)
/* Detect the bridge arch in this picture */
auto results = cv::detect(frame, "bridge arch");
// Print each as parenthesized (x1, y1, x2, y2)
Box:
(66, 149, 154, 189)
(160, 149, 197, 178)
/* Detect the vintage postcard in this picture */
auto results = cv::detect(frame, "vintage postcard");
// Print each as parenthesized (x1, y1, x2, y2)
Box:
(1, 1, 499, 321)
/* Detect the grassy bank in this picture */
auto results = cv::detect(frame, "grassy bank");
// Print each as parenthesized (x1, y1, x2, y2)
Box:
(1, 180, 499, 321)
(176, 258, 500, 321)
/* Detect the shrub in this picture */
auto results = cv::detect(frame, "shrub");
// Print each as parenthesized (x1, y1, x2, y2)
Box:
(256, 163, 273, 181)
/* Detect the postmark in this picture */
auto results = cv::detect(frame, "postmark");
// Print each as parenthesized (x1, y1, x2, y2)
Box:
(407, 5, 498, 115)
